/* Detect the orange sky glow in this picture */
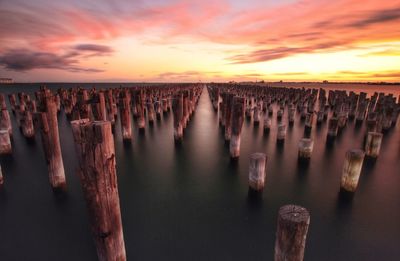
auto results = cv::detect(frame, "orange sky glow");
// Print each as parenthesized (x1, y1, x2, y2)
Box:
(0, 0, 399, 82)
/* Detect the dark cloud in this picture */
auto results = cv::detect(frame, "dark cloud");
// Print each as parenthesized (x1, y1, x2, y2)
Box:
(73, 44, 114, 55)
(349, 8, 400, 28)
(0, 49, 104, 72)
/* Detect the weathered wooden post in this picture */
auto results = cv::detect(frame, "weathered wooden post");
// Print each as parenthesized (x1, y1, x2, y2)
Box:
(264, 112, 271, 131)
(248, 153, 267, 191)
(230, 97, 245, 158)
(0, 129, 12, 155)
(0, 165, 3, 187)
(119, 90, 132, 141)
(327, 117, 339, 137)
(20, 110, 35, 138)
(341, 149, 365, 192)
(274, 205, 310, 261)
(0, 108, 12, 136)
(298, 138, 313, 159)
(277, 124, 287, 141)
(92, 92, 107, 121)
(172, 94, 184, 141)
(36, 92, 66, 190)
(134, 90, 146, 130)
(8, 94, 17, 113)
(224, 94, 233, 140)
(365, 132, 383, 158)
(71, 119, 126, 261)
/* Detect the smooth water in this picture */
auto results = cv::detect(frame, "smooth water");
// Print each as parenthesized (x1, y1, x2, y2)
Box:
(0, 83, 399, 261)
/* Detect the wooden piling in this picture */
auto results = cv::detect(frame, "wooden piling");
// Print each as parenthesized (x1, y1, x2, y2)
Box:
(341, 149, 365, 192)
(36, 93, 66, 190)
(230, 97, 245, 158)
(0, 129, 12, 155)
(119, 91, 132, 141)
(365, 132, 383, 158)
(277, 124, 287, 141)
(71, 119, 126, 261)
(274, 205, 310, 261)
(298, 138, 313, 159)
(172, 94, 184, 141)
(248, 153, 267, 191)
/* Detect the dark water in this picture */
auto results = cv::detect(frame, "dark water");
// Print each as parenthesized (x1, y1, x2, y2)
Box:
(0, 83, 399, 261)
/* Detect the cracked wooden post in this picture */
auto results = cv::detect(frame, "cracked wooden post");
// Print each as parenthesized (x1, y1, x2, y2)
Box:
(298, 138, 313, 159)
(365, 132, 383, 158)
(172, 93, 184, 141)
(119, 90, 132, 141)
(230, 97, 245, 158)
(36, 93, 66, 190)
(0, 129, 12, 155)
(134, 90, 145, 130)
(274, 205, 310, 261)
(341, 149, 365, 192)
(248, 153, 267, 191)
(71, 119, 126, 261)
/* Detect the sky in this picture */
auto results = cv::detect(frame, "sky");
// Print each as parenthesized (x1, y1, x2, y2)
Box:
(0, 0, 399, 82)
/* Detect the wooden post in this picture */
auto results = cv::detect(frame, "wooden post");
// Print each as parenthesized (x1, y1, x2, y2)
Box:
(71, 119, 126, 261)
(92, 92, 107, 121)
(327, 118, 338, 137)
(274, 205, 310, 261)
(36, 93, 66, 190)
(365, 132, 383, 158)
(0, 165, 3, 187)
(172, 94, 184, 141)
(8, 94, 17, 113)
(119, 91, 132, 141)
(134, 90, 145, 129)
(224, 94, 233, 140)
(341, 149, 365, 192)
(230, 97, 245, 158)
(0, 108, 12, 136)
(20, 110, 35, 138)
(298, 138, 313, 159)
(248, 153, 267, 191)
(0, 129, 12, 155)
(277, 124, 287, 141)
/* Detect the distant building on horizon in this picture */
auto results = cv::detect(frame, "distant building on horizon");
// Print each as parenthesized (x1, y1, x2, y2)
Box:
(0, 78, 13, 84)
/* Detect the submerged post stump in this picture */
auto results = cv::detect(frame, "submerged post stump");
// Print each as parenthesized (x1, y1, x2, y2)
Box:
(277, 124, 287, 141)
(36, 93, 66, 190)
(275, 205, 310, 261)
(230, 97, 245, 158)
(365, 132, 383, 158)
(341, 149, 365, 192)
(0, 129, 12, 155)
(71, 120, 126, 261)
(0, 165, 3, 187)
(248, 153, 267, 191)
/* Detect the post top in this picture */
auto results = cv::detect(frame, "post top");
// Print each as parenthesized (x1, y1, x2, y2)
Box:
(279, 205, 310, 223)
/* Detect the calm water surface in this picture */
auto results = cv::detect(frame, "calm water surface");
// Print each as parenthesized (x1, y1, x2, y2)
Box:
(0, 83, 399, 260)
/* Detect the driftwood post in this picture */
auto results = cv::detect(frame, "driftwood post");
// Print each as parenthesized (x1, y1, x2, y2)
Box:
(71, 119, 126, 261)
(274, 205, 310, 261)
(36, 92, 66, 190)
(298, 138, 314, 159)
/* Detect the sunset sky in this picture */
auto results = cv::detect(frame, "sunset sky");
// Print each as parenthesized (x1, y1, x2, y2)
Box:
(0, 0, 399, 82)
